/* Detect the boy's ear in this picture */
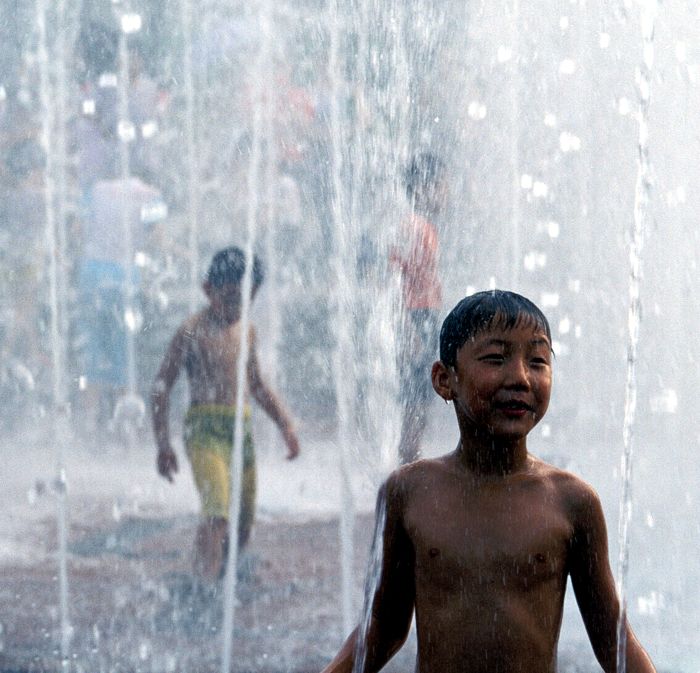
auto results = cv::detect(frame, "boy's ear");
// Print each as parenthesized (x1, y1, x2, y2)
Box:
(431, 360, 453, 401)
(202, 281, 212, 297)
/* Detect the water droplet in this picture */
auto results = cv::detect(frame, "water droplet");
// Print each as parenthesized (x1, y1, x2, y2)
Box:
(124, 307, 143, 332)
(497, 45, 513, 63)
(559, 131, 581, 152)
(140, 200, 168, 223)
(547, 220, 560, 238)
(467, 101, 487, 120)
(543, 113, 557, 127)
(540, 292, 559, 308)
(98, 72, 117, 88)
(121, 13, 143, 34)
(117, 120, 136, 143)
(599, 33, 611, 49)
(532, 181, 548, 198)
(520, 174, 533, 189)
(558, 58, 576, 75)
(617, 97, 632, 116)
(558, 317, 571, 335)
(559, 16, 569, 30)
(141, 120, 159, 139)
(82, 99, 96, 115)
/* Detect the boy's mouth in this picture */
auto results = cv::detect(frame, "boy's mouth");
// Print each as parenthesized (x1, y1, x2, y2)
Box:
(496, 399, 534, 415)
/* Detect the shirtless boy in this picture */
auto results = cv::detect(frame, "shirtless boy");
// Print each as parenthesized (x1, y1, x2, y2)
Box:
(322, 290, 655, 673)
(151, 247, 300, 580)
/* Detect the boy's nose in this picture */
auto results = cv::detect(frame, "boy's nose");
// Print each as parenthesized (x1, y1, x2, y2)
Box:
(505, 357, 530, 388)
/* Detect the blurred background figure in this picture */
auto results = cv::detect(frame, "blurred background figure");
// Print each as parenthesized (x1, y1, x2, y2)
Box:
(389, 152, 447, 463)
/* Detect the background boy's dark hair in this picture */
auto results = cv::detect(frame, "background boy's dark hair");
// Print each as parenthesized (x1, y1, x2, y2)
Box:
(439, 290, 552, 367)
(404, 151, 444, 199)
(206, 246, 265, 290)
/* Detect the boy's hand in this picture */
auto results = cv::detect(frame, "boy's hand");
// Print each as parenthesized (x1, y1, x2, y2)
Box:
(284, 430, 300, 460)
(157, 447, 179, 482)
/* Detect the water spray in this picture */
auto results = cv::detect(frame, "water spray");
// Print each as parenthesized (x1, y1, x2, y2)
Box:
(220, 2, 270, 670)
(112, 9, 147, 440)
(327, 0, 358, 635)
(182, 0, 201, 314)
(616, 2, 657, 672)
(36, 0, 71, 659)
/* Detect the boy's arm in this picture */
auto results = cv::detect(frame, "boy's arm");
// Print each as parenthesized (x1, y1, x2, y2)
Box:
(568, 484, 656, 673)
(323, 475, 415, 673)
(247, 330, 299, 459)
(151, 325, 188, 482)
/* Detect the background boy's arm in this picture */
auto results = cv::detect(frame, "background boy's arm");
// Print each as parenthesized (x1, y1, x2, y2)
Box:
(322, 475, 415, 673)
(569, 483, 656, 673)
(151, 325, 188, 482)
(246, 331, 299, 459)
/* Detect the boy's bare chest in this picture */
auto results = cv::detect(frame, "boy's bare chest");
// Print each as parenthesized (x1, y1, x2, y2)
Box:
(406, 482, 572, 591)
(187, 327, 242, 378)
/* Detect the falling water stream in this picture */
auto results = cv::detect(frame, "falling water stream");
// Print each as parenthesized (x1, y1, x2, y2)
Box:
(220, 3, 270, 670)
(616, 3, 658, 672)
(181, 0, 200, 314)
(36, 0, 71, 659)
(327, 0, 358, 634)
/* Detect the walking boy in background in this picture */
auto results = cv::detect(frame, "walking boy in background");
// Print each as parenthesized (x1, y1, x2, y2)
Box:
(389, 152, 447, 463)
(151, 247, 300, 581)
(322, 291, 655, 673)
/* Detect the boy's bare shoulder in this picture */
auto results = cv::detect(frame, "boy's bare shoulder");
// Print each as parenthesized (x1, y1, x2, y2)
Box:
(384, 454, 457, 497)
(529, 456, 603, 516)
(177, 310, 207, 338)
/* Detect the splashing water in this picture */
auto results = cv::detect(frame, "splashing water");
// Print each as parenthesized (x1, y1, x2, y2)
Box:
(616, 3, 657, 672)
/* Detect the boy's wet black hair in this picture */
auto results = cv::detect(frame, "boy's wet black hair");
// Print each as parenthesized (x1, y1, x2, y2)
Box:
(439, 290, 552, 367)
(404, 151, 444, 198)
(206, 246, 265, 290)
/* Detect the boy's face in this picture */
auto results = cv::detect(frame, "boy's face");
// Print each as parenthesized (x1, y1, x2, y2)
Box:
(206, 282, 242, 324)
(443, 318, 552, 441)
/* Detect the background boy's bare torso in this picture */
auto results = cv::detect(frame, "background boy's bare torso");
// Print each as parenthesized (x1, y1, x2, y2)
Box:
(181, 312, 250, 406)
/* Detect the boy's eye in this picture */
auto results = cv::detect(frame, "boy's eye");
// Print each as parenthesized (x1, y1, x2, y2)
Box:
(530, 357, 550, 367)
(480, 353, 505, 362)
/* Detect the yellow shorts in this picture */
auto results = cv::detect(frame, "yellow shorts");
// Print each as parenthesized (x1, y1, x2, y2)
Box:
(184, 405, 256, 539)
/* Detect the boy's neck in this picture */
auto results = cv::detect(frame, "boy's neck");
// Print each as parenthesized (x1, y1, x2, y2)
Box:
(455, 432, 530, 478)
(205, 305, 240, 327)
